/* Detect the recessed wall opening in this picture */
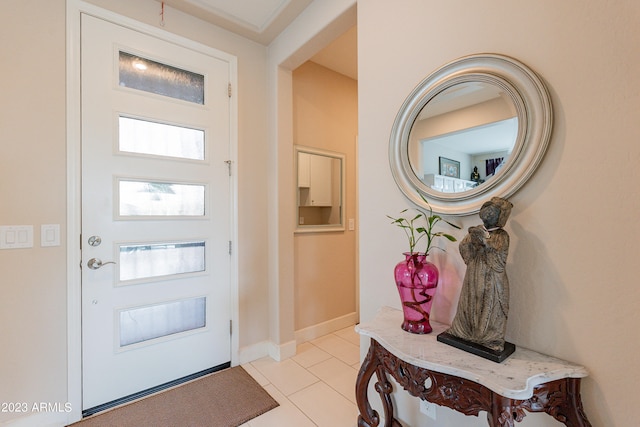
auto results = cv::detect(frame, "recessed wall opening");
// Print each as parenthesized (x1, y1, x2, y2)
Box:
(289, 22, 359, 343)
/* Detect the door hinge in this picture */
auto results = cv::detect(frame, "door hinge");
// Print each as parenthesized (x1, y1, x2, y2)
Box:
(229, 319, 232, 335)
(224, 160, 232, 176)
(228, 82, 232, 98)
(228, 240, 232, 255)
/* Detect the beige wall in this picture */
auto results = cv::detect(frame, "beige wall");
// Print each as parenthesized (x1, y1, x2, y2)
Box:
(0, 2, 68, 424)
(358, 1, 639, 426)
(292, 61, 358, 332)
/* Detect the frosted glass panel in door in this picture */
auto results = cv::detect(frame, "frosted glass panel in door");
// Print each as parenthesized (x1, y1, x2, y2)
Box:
(118, 51, 205, 104)
(119, 241, 206, 282)
(119, 116, 205, 160)
(119, 297, 206, 347)
(118, 180, 206, 217)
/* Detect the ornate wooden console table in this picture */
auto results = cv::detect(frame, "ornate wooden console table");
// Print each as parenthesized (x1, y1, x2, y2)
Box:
(355, 307, 592, 427)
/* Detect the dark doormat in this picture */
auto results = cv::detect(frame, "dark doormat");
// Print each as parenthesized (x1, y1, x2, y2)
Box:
(68, 366, 278, 427)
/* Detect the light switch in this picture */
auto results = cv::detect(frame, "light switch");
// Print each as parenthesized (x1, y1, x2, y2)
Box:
(0, 225, 34, 249)
(41, 224, 61, 247)
(17, 229, 28, 244)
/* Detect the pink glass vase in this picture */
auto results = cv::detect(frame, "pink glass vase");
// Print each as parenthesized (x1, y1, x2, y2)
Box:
(394, 252, 439, 334)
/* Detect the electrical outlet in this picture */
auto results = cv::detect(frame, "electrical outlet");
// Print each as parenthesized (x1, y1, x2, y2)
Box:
(420, 400, 436, 420)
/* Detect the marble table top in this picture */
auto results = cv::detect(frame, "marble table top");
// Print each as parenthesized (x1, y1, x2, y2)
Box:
(356, 306, 589, 399)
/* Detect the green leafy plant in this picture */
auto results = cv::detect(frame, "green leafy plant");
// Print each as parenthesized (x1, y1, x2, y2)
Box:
(387, 195, 460, 255)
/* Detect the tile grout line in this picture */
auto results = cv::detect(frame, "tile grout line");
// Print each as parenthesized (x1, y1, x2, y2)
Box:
(296, 340, 359, 410)
(303, 342, 359, 404)
(246, 372, 320, 427)
(246, 327, 361, 426)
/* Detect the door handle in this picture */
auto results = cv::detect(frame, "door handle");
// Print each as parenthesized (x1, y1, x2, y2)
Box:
(87, 258, 116, 270)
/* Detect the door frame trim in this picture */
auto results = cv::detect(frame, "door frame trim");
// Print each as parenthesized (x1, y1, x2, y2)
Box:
(66, 1, 239, 423)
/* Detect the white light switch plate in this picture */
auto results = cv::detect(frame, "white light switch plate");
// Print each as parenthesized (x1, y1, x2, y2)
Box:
(41, 224, 61, 247)
(0, 225, 34, 249)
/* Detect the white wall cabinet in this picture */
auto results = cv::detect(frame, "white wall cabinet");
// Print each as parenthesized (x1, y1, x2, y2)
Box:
(298, 152, 333, 206)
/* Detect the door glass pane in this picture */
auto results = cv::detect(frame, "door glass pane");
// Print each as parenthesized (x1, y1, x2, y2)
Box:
(119, 297, 206, 347)
(118, 180, 205, 217)
(118, 51, 205, 104)
(119, 241, 205, 282)
(119, 116, 205, 160)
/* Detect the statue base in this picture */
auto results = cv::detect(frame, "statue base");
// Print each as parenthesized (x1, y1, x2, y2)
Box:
(437, 332, 515, 363)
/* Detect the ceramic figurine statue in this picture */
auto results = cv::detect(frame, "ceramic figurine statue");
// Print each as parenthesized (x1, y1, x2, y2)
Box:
(470, 166, 481, 183)
(445, 197, 513, 353)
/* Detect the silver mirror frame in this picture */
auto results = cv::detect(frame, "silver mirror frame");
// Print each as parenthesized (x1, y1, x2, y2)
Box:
(389, 53, 553, 216)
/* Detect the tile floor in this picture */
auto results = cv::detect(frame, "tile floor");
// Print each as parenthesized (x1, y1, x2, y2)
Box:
(241, 325, 361, 427)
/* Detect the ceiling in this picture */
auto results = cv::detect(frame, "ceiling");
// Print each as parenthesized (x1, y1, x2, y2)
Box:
(161, 0, 357, 79)
(308, 26, 357, 80)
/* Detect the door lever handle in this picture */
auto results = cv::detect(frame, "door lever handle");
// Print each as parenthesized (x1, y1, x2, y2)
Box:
(87, 258, 116, 270)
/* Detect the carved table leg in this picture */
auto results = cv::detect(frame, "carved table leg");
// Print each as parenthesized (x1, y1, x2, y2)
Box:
(376, 363, 403, 427)
(543, 378, 592, 427)
(356, 342, 381, 427)
(356, 340, 402, 427)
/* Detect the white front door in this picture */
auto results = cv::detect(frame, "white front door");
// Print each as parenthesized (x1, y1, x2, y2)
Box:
(81, 14, 232, 412)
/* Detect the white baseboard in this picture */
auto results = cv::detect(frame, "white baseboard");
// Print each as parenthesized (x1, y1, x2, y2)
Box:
(295, 311, 358, 344)
(236, 340, 271, 365)
(237, 338, 297, 364)
(237, 312, 359, 365)
(268, 340, 297, 361)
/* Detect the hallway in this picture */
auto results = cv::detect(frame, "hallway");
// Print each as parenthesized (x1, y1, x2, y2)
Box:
(241, 326, 360, 426)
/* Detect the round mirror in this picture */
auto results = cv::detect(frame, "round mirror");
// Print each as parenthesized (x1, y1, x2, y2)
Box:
(390, 54, 553, 216)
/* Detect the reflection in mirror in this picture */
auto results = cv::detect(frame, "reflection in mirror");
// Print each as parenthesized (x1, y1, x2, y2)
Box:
(408, 82, 518, 193)
(296, 146, 345, 232)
